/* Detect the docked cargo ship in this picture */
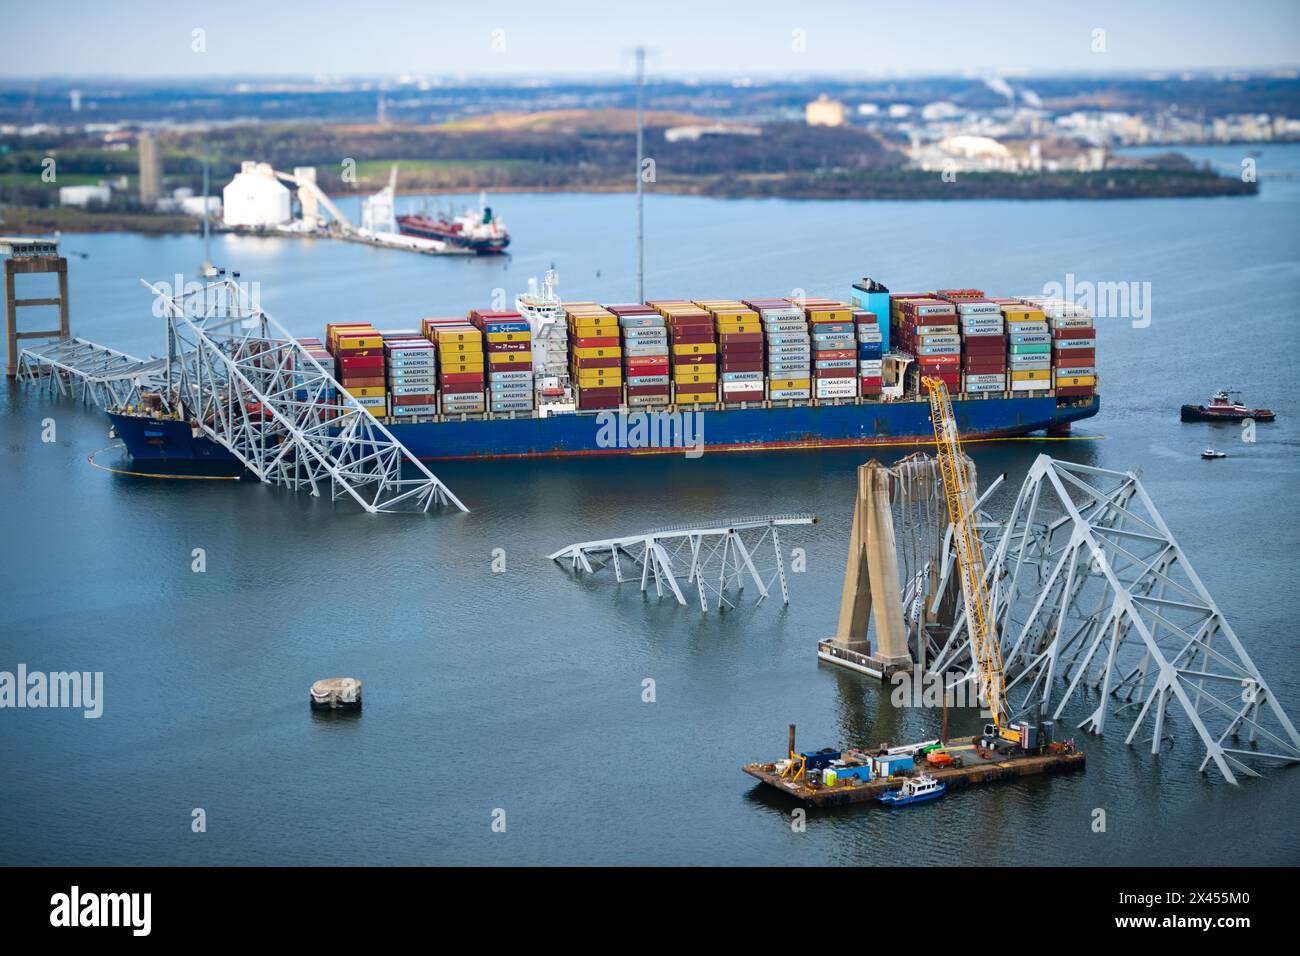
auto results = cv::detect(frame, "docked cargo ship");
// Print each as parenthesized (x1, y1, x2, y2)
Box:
(395, 192, 509, 254)
(106, 275, 1100, 463)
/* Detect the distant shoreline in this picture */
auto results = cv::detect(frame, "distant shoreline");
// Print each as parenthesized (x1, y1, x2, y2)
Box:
(0, 169, 1257, 235)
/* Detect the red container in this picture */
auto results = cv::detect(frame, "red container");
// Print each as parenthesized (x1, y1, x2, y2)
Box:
(674, 381, 717, 395)
(441, 371, 483, 385)
(1055, 386, 1095, 397)
(626, 358, 670, 372)
(578, 386, 622, 400)
(1054, 348, 1095, 363)
(396, 393, 438, 405)
(815, 349, 855, 361)
(671, 331, 715, 345)
(340, 355, 385, 370)
(627, 384, 670, 397)
(815, 368, 854, 379)
(673, 353, 714, 366)
(490, 360, 532, 372)
(721, 360, 763, 373)
(1055, 327, 1095, 340)
(918, 354, 960, 367)
(441, 381, 484, 395)
(859, 376, 883, 387)
(719, 332, 763, 345)
(575, 336, 620, 349)
(573, 355, 620, 370)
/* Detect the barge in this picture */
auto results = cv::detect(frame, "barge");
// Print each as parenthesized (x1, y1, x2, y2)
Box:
(743, 735, 1085, 808)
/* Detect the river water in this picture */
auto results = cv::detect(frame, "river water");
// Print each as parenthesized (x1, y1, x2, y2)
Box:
(2, 144, 1298, 865)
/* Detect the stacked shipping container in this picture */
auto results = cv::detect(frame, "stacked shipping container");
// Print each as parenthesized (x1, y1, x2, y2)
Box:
(855, 311, 883, 397)
(892, 296, 960, 393)
(651, 300, 717, 406)
(565, 303, 622, 410)
(1001, 302, 1051, 394)
(700, 300, 764, 405)
(744, 299, 810, 402)
(426, 319, 486, 415)
(384, 332, 437, 417)
(1027, 297, 1097, 398)
(470, 310, 534, 414)
(806, 300, 858, 401)
(328, 323, 387, 416)
(608, 304, 669, 407)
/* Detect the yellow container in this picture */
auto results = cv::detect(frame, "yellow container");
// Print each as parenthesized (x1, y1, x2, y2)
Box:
(577, 367, 622, 383)
(1011, 369, 1050, 382)
(489, 351, 533, 364)
(345, 386, 385, 398)
(716, 322, 760, 335)
(439, 341, 483, 356)
(1054, 375, 1096, 387)
(435, 329, 478, 343)
(443, 360, 485, 374)
(769, 378, 811, 390)
(712, 308, 758, 322)
(676, 391, 716, 404)
(806, 308, 852, 323)
(570, 316, 618, 331)
(573, 346, 621, 360)
(674, 370, 717, 384)
(336, 334, 383, 350)
(673, 342, 717, 356)
(487, 331, 530, 343)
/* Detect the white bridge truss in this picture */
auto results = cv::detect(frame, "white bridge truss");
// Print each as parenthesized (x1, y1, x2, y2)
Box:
(16, 337, 168, 409)
(145, 277, 466, 515)
(929, 455, 1300, 783)
(550, 514, 816, 611)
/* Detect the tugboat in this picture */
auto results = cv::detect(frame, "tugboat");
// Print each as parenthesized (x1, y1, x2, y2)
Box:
(877, 774, 946, 807)
(1181, 389, 1275, 423)
(396, 191, 510, 254)
(1201, 448, 1226, 459)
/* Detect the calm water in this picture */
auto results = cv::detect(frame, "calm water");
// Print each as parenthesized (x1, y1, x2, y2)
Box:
(2, 145, 1299, 866)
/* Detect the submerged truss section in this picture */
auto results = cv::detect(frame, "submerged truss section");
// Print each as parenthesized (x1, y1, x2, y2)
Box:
(550, 514, 816, 611)
(938, 455, 1299, 783)
(16, 337, 167, 410)
(144, 277, 466, 514)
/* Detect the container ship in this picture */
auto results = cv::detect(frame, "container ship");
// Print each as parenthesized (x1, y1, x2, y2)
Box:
(107, 273, 1100, 462)
(395, 192, 509, 254)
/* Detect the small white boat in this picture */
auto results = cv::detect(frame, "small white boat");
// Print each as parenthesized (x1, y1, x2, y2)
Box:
(877, 773, 946, 807)
(1201, 448, 1226, 459)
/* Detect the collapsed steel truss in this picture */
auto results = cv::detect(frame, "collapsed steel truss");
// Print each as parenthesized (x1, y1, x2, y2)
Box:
(16, 337, 167, 409)
(930, 455, 1300, 783)
(145, 277, 466, 514)
(550, 514, 816, 611)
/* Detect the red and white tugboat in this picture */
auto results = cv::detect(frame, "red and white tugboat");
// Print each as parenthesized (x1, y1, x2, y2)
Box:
(396, 191, 509, 254)
(1180, 389, 1275, 423)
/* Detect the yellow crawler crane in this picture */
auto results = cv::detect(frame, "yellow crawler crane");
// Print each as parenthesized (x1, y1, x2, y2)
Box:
(921, 377, 1019, 746)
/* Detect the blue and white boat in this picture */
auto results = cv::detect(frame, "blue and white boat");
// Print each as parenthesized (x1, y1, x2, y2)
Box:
(877, 774, 946, 807)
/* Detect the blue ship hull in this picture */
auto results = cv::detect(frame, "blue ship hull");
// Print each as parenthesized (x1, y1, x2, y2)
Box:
(107, 395, 1099, 463)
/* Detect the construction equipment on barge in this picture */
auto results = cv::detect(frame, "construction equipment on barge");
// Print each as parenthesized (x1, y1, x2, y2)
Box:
(808, 378, 1300, 783)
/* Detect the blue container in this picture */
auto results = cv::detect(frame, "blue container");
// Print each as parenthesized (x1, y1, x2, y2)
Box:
(851, 279, 892, 353)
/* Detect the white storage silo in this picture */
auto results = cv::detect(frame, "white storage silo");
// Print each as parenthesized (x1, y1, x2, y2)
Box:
(222, 162, 291, 228)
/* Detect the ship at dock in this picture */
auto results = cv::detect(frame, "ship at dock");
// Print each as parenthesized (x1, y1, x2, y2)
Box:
(395, 192, 509, 254)
(104, 273, 1100, 463)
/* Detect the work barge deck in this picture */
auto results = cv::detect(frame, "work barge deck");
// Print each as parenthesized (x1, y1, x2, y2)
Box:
(743, 736, 1085, 808)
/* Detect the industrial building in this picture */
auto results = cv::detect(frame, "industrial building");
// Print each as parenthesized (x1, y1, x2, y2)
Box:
(137, 131, 161, 205)
(222, 162, 292, 228)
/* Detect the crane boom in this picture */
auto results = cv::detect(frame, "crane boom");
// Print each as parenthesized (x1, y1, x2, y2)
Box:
(921, 376, 1008, 730)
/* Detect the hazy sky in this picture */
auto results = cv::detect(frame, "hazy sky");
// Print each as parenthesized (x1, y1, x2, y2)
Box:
(2, 0, 1297, 78)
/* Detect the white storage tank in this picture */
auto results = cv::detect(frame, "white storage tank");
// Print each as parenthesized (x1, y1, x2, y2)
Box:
(222, 161, 291, 228)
